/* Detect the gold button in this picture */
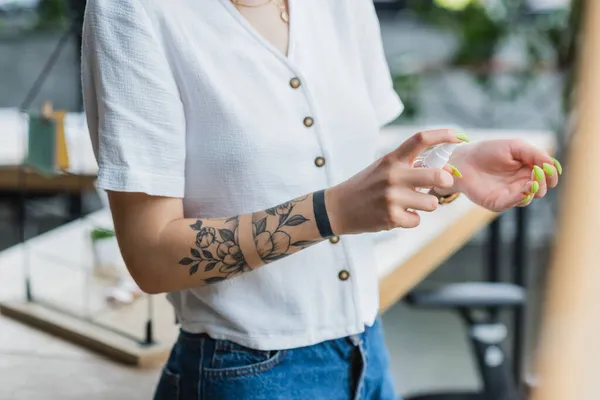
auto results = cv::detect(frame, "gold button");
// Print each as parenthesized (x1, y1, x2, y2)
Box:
(338, 270, 350, 281)
(329, 236, 340, 244)
(290, 78, 301, 89)
(303, 117, 314, 127)
(314, 157, 325, 167)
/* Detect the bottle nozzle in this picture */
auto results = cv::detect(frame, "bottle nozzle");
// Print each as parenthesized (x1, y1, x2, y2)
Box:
(422, 143, 458, 169)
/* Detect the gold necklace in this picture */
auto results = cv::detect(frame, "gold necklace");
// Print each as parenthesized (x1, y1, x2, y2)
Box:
(231, 0, 273, 7)
(274, 0, 289, 24)
(231, 0, 289, 24)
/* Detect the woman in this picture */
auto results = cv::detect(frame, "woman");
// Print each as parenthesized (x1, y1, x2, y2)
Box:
(81, 0, 561, 398)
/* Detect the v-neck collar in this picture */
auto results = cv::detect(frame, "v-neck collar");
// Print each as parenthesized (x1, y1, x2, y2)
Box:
(218, 0, 296, 63)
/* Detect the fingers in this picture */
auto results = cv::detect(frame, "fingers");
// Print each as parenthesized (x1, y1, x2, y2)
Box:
(391, 209, 421, 229)
(392, 129, 467, 164)
(516, 194, 534, 208)
(532, 166, 548, 198)
(510, 139, 554, 167)
(492, 180, 538, 210)
(401, 189, 440, 212)
(514, 181, 537, 207)
(542, 162, 560, 189)
(510, 139, 562, 190)
(399, 167, 455, 190)
(385, 188, 439, 229)
(503, 163, 560, 210)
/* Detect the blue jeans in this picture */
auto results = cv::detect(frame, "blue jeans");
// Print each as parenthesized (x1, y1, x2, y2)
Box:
(153, 317, 399, 400)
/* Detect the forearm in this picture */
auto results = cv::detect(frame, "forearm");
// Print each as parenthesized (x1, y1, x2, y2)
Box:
(125, 193, 326, 293)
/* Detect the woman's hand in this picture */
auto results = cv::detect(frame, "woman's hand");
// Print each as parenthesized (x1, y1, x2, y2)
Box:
(326, 129, 466, 234)
(446, 139, 562, 212)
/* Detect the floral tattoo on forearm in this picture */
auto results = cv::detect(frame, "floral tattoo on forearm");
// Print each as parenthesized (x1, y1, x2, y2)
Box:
(179, 195, 319, 284)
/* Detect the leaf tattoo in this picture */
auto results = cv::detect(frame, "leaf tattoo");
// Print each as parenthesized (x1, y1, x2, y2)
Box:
(219, 229, 235, 242)
(255, 217, 267, 235)
(190, 220, 203, 231)
(178, 194, 319, 284)
(285, 215, 308, 227)
(189, 263, 199, 275)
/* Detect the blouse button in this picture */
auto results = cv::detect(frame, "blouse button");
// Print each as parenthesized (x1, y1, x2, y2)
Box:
(314, 157, 326, 167)
(338, 270, 350, 281)
(329, 236, 340, 244)
(290, 77, 301, 89)
(303, 117, 314, 127)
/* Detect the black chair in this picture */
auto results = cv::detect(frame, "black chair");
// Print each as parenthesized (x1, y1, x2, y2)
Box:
(404, 282, 526, 400)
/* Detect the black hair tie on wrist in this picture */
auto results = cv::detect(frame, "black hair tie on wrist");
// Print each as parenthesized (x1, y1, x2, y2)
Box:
(313, 190, 334, 239)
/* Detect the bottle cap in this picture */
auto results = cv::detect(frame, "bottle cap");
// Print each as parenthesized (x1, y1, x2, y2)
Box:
(422, 143, 458, 169)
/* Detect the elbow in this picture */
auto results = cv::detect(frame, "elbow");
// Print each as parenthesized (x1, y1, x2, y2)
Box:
(136, 280, 165, 295)
(126, 262, 169, 295)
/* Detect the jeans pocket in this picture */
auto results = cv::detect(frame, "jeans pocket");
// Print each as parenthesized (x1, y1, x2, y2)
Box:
(204, 339, 287, 379)
(153, 366, 181, 400)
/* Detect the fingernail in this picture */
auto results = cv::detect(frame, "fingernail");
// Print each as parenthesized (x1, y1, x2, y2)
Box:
(447, 163, 462, 178)
(530, 181, 539, 195)
(552, 157, 562, 175)
(520, 194, 532, 204)
(543, 163, 555, 176)
(533, 165, 544, 181)
(456, 132, 470, 143)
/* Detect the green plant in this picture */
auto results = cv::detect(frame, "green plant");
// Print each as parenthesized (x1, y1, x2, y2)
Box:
(393, 73, 420, 120)
(397, 0, 578, 121)
(410, 0, 507, 67)
(90, 227, 116, 242)
(35, 0, 69, 31)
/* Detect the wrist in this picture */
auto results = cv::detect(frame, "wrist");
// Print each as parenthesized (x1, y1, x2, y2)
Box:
(323, 186, 346, 236)
(438, 145, 468, 196)
(431, 185, 459, 197)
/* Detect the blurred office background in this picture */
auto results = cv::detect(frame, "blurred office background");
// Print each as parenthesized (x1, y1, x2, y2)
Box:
(0, 0, 576, 398)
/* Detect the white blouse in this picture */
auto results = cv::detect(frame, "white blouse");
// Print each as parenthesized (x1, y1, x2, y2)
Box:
(82, 0, 403, 350)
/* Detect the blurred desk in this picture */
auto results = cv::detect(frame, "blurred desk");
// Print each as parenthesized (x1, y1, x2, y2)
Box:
(0, 125, 556, 365)
(0, 108, 97, 193)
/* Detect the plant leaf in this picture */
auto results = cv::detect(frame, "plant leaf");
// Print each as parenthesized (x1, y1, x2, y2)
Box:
(291, 240, 317, 247)
(225, 216, 238, 223)
(202, 250, 213, 259)
(219, 228, 235, 242)
(265, 254, 287, 262)
(279, 213, 288, 226)
(205, 262, 217, 272)
(256, 217, 267, 235)
(265, 208, 276, 216)
(189, 221, 203, 231)
(191, 248, 201, 258)
(179, 257, 194, 265)
(189, 263, 199, 275)
(284, 215, 309, 227)
(204, 277, 227, 285)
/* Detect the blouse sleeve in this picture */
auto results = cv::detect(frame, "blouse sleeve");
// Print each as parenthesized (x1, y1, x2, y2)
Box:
(81, 0, 186, 198)
(354, 0, 404, 127)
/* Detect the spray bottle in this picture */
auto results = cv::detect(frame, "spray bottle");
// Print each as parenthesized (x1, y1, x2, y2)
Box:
(414, 143, 459, 194)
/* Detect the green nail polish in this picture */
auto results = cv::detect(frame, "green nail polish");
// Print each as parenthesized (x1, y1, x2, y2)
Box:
(531, 181, 539, 195)
(456, 132, 470, 143)
(520, 194, 532, 204)
(447, 163, 462, 178)
(552, 157, 563, 175)
(533, 165, 544, 181)
(543, 163, 555, 176)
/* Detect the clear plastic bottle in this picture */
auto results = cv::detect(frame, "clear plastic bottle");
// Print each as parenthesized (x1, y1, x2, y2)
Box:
(414, 143, 458, 194)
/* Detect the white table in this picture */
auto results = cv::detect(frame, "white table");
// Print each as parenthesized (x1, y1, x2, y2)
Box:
(0, 125, 556, 365)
